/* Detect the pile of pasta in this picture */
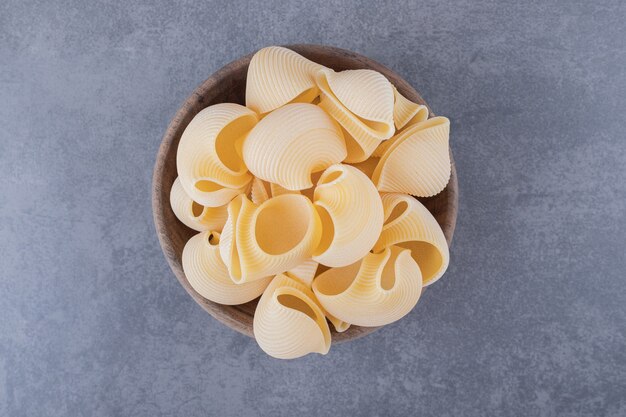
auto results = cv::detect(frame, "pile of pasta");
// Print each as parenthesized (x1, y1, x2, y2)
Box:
(171, 46, 451, 359)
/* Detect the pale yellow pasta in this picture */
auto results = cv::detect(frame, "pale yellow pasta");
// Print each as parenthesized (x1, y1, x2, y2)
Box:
(322, 69, 395, 128)
(246, 46, 325, 114)
(219, 194, 322, 283)
(249, 177, 271, 205)
(177, 103, 257, 206)
(316, 68, 395, 162)
(182, 231, 272, 305)
(243, 103, 346, 190)
(254, 273, 331, 359)
(171, 46, 456, 358)
(372, 117, 451, 197)
(286, 259, 319, 287)
(373, 193, 449, 286)
(392, 86, 429, 130)
(312, 246, 422, 326)
(313, 164, 384, 267)
(170, 177, 229, 232)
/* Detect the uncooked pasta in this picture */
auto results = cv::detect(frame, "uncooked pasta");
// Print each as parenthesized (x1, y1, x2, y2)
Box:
(171, 46, 452, 359)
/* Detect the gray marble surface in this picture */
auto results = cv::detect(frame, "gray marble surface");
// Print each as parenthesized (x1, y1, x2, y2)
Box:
(1, 0, 625, 416)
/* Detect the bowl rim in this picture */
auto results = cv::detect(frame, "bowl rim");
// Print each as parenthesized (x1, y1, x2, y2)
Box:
(152, 44, 458, 344)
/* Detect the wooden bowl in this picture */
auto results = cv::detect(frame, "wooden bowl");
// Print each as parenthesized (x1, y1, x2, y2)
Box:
(153, 45, 458, 343)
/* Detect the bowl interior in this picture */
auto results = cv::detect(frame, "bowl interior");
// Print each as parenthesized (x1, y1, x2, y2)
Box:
(153, 44, 458, 343)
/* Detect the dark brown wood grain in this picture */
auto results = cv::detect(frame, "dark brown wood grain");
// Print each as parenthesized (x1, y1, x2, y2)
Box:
(152, 44, 458, 344)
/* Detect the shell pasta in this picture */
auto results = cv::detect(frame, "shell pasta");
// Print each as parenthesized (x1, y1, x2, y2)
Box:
(182, 231, 272, 305)
(316, 68, 395, 163)
(170, 177, 229, 232)
(171, 46, 452, 359)
(254, 273, 331, 359)
(246, 46, 325, 114)
(313, 246, 422, 327)
(373, 193, 450, 286)
(312, 164, 384, 267)
(243, 103, 346, 190)
(219, 194, 322, 283)
(373, 117, 451, 197)
(176, 103, 257, 207)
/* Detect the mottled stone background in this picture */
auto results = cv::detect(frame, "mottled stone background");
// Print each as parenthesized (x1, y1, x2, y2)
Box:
(1, 0, 625, 416)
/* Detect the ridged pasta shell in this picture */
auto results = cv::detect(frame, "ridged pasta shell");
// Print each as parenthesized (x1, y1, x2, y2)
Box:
(324, 69, 395, 125)
(182, 231, 272, 305)
(372, 117, 451, 197)
(313, 164, 384, 267)
(246, 46, 325, 114)
(312, 246, 422, 327)
(254, 273, 331, 359)
(373, 193, 449, 286)
(169, 177, 229, 232)
(249, 177, 271, 205)
(243, 103, 346, 190)
(177, 103, 257, 206)
(392, 86, 429, 130)
(286, 259, 319, 287)
(316, 69, 395, 163)
(219, 194, 322, 283)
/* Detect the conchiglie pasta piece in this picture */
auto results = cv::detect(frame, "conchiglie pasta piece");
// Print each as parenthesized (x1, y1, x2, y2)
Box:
(177, 103, 257, 206)
(219, 194, 322, 283)
(312, 246, 422, 327)
(246, 46, 325, 114)
(313, 164, 384, 267)
(170, 177, 229, 232)
(254, 273, 331, 359)
(182, 231, 272, 305)
(249, 177, 271, 205)
(373, 193, 449, 286)
(392, 86, 429, 130)
(286, 259, 319, 287)
(323, 69, 394, 128)
(373, 117, 451, 197)
(316, 69, 394, 162)
(243, 103, 346, 190)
